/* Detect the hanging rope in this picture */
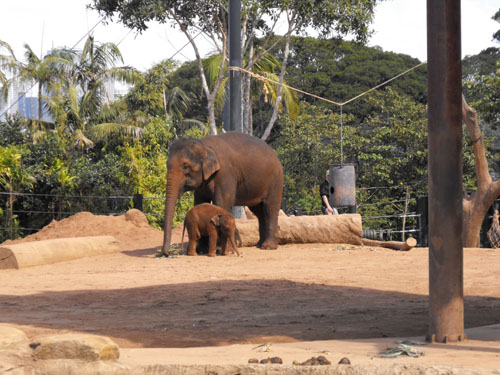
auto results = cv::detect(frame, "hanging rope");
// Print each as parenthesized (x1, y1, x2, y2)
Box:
(340, 105, 344, 167)
(229, 62, 426, 165)
(228, 61, 426, 108)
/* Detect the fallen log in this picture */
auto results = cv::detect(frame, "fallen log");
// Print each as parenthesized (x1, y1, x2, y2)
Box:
(236, 214, 363, 247)
(0, 236, 120, 269)
(361, 237, 417, 251)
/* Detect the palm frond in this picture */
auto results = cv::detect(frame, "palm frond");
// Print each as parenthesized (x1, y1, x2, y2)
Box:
(203, 54, 225, 91)
(73, 129, 95, 150)
(179, 118, 206, 131)
(107, 66, 142, 84)
(0, 40, 16, 59)
(90, 122, 144, 142)
(165, 86, 191, 120)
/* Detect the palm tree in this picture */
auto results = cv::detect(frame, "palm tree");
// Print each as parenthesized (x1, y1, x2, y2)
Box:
(69, 35, 140, 116)
(204, 50, 299, 136)
(39, 35, 142, 150)
(0, 40, 73, 126)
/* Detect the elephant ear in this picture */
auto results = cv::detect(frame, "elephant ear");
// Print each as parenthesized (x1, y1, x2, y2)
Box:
(202, 146, 220, 179)
(210, 213, 223, 227)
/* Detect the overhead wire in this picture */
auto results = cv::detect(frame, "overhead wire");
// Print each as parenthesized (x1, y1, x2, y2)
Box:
(228, 61, 427, 166)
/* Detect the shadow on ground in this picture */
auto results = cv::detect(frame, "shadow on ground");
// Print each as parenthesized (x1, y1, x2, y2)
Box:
(0, 280, 499, 348)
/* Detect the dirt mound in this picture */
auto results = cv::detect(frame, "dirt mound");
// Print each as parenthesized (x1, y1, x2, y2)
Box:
(2, 209, 166, 251)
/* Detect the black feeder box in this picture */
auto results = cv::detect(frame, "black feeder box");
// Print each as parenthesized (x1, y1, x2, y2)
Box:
(328, 163, 357, 213)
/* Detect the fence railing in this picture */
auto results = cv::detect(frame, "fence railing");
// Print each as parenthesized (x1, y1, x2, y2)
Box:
(1, 191, 498, 247)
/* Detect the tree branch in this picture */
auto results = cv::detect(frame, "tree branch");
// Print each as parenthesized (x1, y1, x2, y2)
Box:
(462, 94, 492, 188)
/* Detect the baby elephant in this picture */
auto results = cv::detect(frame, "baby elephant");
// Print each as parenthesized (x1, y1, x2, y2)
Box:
(181, 203, 240, 257)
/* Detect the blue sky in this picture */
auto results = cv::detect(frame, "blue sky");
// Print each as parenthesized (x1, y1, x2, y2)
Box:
(1, 0, 499, 72)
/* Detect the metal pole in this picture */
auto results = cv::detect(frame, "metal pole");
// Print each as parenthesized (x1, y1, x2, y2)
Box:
(426, 0, 465, 343)
(229, 0, 242, 132)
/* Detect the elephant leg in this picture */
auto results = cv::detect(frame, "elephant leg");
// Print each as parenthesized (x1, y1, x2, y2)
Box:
(187, 238, 198, 256)
(186, 225, 200, 256)
(220, 236, 228, 256)
(249, 204, 266, 248)
(194, 192, 211, 253)
(197, 236, 209, 254)
(260, 201, 279, 250)
(207, 227, 218, 257)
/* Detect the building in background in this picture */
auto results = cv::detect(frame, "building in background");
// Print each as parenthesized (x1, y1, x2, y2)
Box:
(1, 75, 131, 122)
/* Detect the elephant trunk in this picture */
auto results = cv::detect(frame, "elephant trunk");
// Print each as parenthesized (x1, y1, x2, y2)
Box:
(162, 173, 184, 254)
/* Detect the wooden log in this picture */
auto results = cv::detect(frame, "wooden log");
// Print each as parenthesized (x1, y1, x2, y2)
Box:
(236, 214, 363, 247)
(0, 236, 120, 269)
(361, 237, 417, 251)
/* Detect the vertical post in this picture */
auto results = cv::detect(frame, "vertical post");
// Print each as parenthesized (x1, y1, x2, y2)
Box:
(133, 193, 143, 212)
(427, 0, 465, 342)
(229, 0, 242, 132)
(229, 0, 244, 218)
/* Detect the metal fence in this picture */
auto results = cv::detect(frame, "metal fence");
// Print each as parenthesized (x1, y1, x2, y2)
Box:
(1, 191, 498, 247)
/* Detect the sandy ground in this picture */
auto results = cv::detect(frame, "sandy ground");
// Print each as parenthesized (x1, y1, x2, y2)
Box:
(0, 210, 499, 370)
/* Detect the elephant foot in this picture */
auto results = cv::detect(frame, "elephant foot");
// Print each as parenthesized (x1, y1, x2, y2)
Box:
(259, 239, 278, 250)
(208, 252, 216, 257)
(186, 250, 198, 256)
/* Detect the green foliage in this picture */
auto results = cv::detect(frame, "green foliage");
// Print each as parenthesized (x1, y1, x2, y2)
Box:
(273, 102, 358, 213)
(277, 37, 427, 120)
(0, 144, 35, 240)
(465, 62, 500, 131)
(120, 116, 201, 229)
(358, 88, 428, 190)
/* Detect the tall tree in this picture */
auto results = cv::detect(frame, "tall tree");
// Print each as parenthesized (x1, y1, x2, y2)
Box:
(91, 0, 378, 138)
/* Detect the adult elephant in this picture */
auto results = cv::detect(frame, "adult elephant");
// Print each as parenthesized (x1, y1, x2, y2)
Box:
(161, 132, 283, 256)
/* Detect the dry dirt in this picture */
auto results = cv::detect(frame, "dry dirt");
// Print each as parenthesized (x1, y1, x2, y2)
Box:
(1, 210, 499, 355)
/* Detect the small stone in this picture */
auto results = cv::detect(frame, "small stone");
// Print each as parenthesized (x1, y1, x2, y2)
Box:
(292, 360, 301, 366)
(338, 357, 351, 365)
(317, 355, 331, 365)
(260, 357, 272, 364)
(270, 356, 283, 364)
(31, 334, 119, 361)
(248, 358, 259, 363)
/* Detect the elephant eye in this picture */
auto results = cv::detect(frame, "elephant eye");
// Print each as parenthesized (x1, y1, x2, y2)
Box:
(183, 163, 190, 172)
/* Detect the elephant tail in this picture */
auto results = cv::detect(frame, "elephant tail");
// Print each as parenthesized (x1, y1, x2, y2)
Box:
(230, 234, 240, 257)
(235, 227, 243, 247)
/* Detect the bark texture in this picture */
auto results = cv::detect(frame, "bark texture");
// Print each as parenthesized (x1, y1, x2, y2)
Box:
(461, 95, 500, 247)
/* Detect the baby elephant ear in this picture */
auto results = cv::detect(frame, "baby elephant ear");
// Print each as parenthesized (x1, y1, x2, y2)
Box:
(210, 213, 223, 226)
(203, 146, 220, 179)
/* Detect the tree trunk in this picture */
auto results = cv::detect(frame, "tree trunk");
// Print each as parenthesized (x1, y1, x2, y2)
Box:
(461, 95, 500, 247)
(38, 83, 43, 126)
(167, 9, 222, 135)
(260, 17, 294, 141)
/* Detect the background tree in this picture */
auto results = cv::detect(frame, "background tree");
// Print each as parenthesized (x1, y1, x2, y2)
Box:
(91, 0, 379, 138)
(125, 59, 202, 137)
(0, 145, 34, 238)
(273, 102, 358, 213)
